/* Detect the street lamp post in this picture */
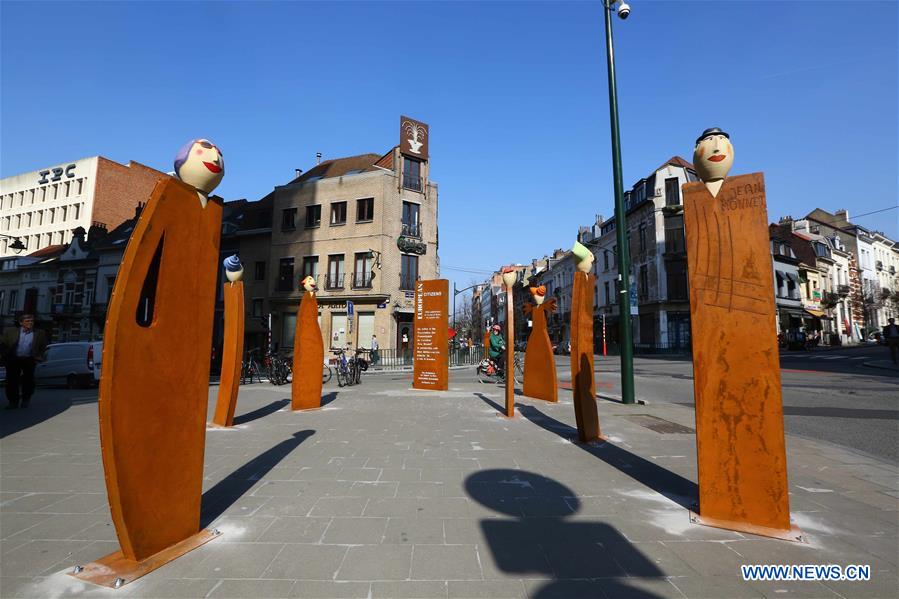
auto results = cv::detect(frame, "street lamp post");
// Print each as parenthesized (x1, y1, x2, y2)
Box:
(602, 0, 635, 404)
(0, 234, 28, 254)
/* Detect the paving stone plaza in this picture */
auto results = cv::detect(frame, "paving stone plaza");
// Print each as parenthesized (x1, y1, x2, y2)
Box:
(1, 370, 897, 598)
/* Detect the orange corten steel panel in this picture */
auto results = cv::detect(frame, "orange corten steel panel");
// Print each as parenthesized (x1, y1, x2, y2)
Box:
(683, 172, 791, 534)
(570, 272, 601, 442)
(483, 332, 491, 357)
(523, 299, 558, 402)
(97, 177, 222, 562)
(413, 279, 449, 390)
(211, 281, 244, 427)
(503, 288, 515, 416)
(292, 291, 324, 410)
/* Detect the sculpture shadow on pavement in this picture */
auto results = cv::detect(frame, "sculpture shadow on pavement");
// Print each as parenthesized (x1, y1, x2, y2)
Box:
(465, 468, 666, 599)
(201, 430, 315, 527)
(517, 404, 697, 511)
(232, 399, 289, 425)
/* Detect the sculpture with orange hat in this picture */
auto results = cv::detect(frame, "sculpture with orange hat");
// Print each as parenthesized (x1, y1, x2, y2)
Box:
(522, 284, 558, 402)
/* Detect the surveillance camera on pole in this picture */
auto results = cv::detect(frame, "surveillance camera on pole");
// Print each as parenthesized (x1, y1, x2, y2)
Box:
(617, 1, 631, 19)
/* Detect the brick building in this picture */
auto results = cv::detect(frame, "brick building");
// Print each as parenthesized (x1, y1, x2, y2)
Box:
(0, 156, 168, 257)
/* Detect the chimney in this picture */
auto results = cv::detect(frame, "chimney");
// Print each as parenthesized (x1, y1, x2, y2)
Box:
(834, 209, 849, 223)
(295, 168, 302, 178)
(316, 152, 322, 165)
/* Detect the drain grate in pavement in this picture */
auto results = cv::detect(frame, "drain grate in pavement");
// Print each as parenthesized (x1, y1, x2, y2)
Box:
(623, 414, 695, 434)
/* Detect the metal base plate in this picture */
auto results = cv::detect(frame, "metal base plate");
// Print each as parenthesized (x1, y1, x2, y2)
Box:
(68, 528, 220, 588)
(690, 510, 805, 543)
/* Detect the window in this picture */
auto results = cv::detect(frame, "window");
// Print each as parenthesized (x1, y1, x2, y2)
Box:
(665, 177, 681, 206)
(603, 250, 610, 271)
(305, 205, 321, 228)
(84, 280, 94, 306)
(664, 215, 685, 254)
(106, 276, 116, 301)
(403, 158, 422, 191)
(8, 290, 17, 313)
(402, 201, 421, 237)
(327, 255, 345, 289)
(302, 256, 319, 280)
(666, 260, 688, 301)
(254, 261, 266, 281)
(604, 281, 611, 306)
(638, 224, 647, 253)
(73, 204, 81, 220)
(330, 201, 347, 225)
(356, 197, 374, 222)
(638, 264, 648, 300)
(77, 179, 84, 195)
(64, 282, 76, 305)
(252, 298, 264, 318)
(277, 257, 295, 292)
(354, 252, 373, 288)
(64, 181, 71, 197)
(331, 313, 347, 347)
(400, 254, 419, 290)
(281, 208, 297, 230)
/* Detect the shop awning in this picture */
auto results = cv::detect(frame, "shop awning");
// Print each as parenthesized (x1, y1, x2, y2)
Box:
(785, 272, 801, 285)
(779, 307, 805, 318)
(804, 308, 827, 318)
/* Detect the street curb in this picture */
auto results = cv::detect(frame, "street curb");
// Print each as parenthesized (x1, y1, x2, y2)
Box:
(862, 360, 899, 372)
(597, 393, 649, 406)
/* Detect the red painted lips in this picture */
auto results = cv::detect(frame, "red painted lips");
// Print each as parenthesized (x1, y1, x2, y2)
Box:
(203, 162, 222, 173)
(708, 155, 727, 163)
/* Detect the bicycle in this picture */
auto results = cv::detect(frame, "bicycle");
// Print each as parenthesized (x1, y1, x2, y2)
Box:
(331, 348, 355, 387)
(322, 359, 333, 384)
(265, 352, 291, 386)
(476, 351, 523, 385)
(348, 347, 370, 385)
(241, 349, 263, 384)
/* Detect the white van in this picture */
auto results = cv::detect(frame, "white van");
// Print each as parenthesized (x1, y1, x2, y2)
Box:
(35, 342, 103, 388)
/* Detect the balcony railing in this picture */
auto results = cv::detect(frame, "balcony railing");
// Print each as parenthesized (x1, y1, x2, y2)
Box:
(402, 175, 422, 192)
(325, 273, 345, 290)
(352, 272, 373, 289)
(837, 284, 850, 296)
(401, 221, 422, 238)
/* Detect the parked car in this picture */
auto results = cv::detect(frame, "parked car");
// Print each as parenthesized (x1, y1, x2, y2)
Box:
(35, 342, 103, 388)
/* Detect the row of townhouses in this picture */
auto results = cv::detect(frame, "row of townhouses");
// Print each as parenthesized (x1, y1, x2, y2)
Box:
(0, 117, 440, 355)
(470, 157, 899, 350)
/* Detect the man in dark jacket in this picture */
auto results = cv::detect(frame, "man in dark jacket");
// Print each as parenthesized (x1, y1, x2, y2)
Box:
(1, 314, 48, 409)
(883, 318, 899, 365)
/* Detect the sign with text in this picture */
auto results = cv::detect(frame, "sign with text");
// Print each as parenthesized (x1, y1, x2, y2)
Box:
(413, 279, 448, 390)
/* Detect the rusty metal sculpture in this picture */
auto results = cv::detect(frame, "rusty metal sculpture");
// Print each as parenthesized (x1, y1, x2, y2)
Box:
(683, 128, 798, 541)
(71, 139, 225, 588)
(570, 242, 602, 442)
(210, 255, 245, 428)
(292, 275, 324, 411)
(502, 268, 517, 417)
(522, 285, 558, 402)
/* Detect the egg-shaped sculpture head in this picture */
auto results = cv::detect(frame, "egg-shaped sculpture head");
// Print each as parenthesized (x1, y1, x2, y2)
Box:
(530, 285, 547, 305)
(301, 275, 317, 293)
(693, 127, 733, 184)
(223, 254, 243, 282)
(174, 139, 225, 194)
(571, 241, 594, 273)
(501, 266, 517, 289)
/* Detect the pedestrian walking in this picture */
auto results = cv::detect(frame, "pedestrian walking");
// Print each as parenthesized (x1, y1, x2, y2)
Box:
(883, 318, 899, 365)
(370, 334, 380, 365)
(1, 314, 48, 409)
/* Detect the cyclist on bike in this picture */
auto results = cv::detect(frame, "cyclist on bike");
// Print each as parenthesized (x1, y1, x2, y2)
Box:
(488, 324, 506, 374)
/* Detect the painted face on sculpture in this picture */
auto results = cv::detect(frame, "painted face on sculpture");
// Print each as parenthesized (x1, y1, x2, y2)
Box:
(175, 139, 225, 194)
(530, 285, 546, 305)
(223, 254, 243, 283)
(301, 275, 317, 293)
(693, 133, 733, 183)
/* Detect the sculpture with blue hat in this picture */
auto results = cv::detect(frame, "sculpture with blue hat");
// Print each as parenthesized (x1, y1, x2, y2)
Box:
(211, 254, 246, 428)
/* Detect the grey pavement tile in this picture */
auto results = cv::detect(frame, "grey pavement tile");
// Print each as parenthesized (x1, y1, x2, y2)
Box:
(447, 580, 527, 598)
(322, 517, 388, 544)
(822, 574, 899, 598)
(364, 497, 470, 518)
(123, 576, 220, 598)
(345, 482, 398, 497)
(384, 517, 445, 544)
(328, 457, 369, 469)
(251, 494, 319, 517)
(288, 580, 371, 598)
(256, 516, 331, 543)
(7, 514, 107, 542)
(295, 466, 343, 480)
(419, 469, 465, 484)
(0, 512, 52, 540)
(443, 518, 485, 545)
(337, 467, 382, 481)
(309, 497, 369, 517)
(205, 515, 278, 542)
(396, 481, 446, 498)
(208, 578, 296, 598)
(410, 544, 482, 580)
(35, 493, 107, 514)
(0, 539, 93, 577)
(67, 520, 118, 542)
(607, 541, 699, 578)
(336, 544, 413, 581)
(183, 541, 283, 579)
(745, 580, 842, 598)
(662, 541, 748, 578)
(251, 480, 308, 497)
(477, 540, 552, 580)
(263, 544, 348, 579)
(372, 581, 448, 598)
(212, 494, 271, 518)
(839, 533, 899, 566)
(541, 541, 628, 579)
(0, 492, 75, 513)
(668, 575, 765, 598)
(378, 467, 422, 482)
(516, 497, 576, 518)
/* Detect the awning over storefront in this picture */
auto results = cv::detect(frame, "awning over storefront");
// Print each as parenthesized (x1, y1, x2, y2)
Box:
(778, 307, 805, 318)
(804, 308, 827, 318)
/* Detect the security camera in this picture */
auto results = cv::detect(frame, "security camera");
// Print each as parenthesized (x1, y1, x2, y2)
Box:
(617, 2, 631, 19)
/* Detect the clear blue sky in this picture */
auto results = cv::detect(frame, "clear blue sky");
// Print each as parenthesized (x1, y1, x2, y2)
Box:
(2, 1, 897, 293)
